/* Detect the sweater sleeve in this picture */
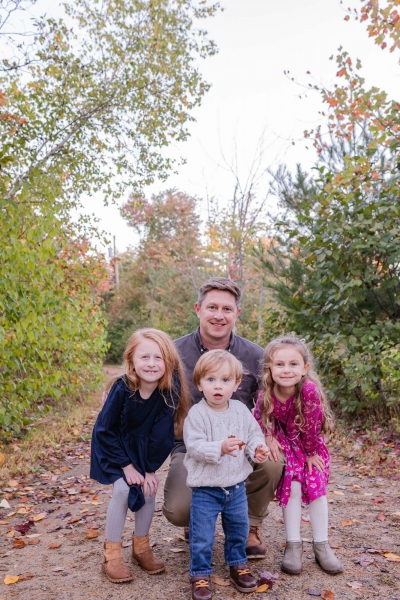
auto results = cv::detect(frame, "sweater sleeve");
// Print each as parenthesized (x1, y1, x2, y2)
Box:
(92, 380, 131, 469)
(243, 408, 267, 461)
(300, 381, 324, 457)
(183, 407, 223, 464)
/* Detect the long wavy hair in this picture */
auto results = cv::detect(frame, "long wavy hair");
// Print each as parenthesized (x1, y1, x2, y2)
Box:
(106, 328, 189, 437)
(260, 335, 335, 434)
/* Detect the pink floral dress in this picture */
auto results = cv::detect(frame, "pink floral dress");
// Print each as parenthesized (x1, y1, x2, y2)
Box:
(254, 379, 329, 507)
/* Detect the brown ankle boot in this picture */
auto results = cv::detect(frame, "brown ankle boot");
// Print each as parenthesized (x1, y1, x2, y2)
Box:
(246, 525, 266, 559)
(102, 541, 133, 583)
(132, 534, 165, 574)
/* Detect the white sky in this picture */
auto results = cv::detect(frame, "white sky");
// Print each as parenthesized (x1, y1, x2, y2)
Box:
(11, 1, 400, 252)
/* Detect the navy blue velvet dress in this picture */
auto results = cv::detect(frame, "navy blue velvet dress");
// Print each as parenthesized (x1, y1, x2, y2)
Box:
(90, 376, 176, 512)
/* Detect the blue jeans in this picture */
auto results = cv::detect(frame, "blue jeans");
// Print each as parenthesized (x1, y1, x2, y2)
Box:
(189, 482, 249, 577)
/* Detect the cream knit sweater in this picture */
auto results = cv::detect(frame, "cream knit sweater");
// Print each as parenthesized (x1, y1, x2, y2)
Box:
(183, 399, 266, 488)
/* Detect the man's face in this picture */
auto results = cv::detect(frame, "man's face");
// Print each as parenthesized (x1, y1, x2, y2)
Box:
(195, 290, 241, 342)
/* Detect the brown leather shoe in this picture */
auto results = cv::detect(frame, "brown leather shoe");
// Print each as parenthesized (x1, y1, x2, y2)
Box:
(229, 564, 257, 593)
(132, 535, 165, 574)
(102, 541, 133, 583)
(246, 525, 266, 559)
(190, 575, 212, 600)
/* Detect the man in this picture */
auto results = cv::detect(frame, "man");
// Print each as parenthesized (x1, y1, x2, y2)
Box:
(162, 277, 284, 559)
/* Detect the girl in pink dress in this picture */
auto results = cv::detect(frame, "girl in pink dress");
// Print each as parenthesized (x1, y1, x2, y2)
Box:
(254, 336, 343, 576)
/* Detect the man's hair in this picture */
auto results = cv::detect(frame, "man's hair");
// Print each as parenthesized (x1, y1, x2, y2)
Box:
(193, 350, 243, 386)
(197, 277, 242, 307)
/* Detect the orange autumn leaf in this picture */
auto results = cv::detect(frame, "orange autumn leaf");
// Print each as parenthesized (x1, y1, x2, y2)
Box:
(341, 519, 352, 526)
(48, 543, 62, 549)
(321, 591, 335, 600)
(18, 573, 34, 581)
(0, 453, 4, 465)
(86, 528, 99, 539)
(28, 539, 40, 545)
(13, 539, 25, 549)
(4, 575, 19, 585)
(255, 583, 269, 592)
(384, 552, 400, 562)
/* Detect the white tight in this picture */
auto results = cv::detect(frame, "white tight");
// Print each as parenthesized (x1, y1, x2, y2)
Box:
(105, 477, 156, 542)
(282, 480, 328, 543)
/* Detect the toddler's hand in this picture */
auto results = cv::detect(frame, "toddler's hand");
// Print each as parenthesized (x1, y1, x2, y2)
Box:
(221, 436, 242, 457)
(306, 454, 325, 474)
(122, 463, 144, 486)
(254, 444, 270, 463)
(266, 435, 283, 461)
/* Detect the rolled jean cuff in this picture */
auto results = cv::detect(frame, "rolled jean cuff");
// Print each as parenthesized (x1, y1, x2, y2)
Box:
(190, 569, 213, 577)
(227, 558, 248, 567)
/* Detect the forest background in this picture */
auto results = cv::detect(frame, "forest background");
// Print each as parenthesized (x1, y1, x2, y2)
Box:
(0, 0, 399, 440)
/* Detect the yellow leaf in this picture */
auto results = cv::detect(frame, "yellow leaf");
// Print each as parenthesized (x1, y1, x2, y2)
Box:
(255, 584, 269, 592)
(333, 491, 345, 496)
(384, 552, 400, 562)
(33, 513, 47, 522)
(4, 575, 19, 585)
(0, 453, 4, 465)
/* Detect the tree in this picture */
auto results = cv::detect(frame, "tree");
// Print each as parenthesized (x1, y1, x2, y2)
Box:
(257, 3, 400, 417)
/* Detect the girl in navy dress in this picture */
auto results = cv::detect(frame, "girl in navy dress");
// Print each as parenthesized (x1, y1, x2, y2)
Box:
(91, 328, 189, 583)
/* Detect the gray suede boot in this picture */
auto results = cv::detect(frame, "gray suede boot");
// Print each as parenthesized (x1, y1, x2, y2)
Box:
(281, 541, 303, 575)
(313, 541, 343, 574)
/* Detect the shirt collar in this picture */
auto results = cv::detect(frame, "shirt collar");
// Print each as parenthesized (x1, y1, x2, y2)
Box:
(194, 326, 234, 354)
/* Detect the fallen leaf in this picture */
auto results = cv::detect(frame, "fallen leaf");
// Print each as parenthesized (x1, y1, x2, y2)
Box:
(175, 534, 187, 542)
(18, 573, 34, 581)
(27, 539, 40, 545)
(7, 480, 19, 488)
(372, 497, 384, 503)
(6, 511, 16, 517)
(16, 508, 28, 514)
(13, 539, 25, 549)
(376, 514, 386, 521)
(61, 466, 69, 473)
(86, 528, 99, 539)
(384, 552, 400, 562)
(0, 453, 4, 465)
(67, 488, 78, 495)
(4, 575, 19, 585)
(0, 500, 11, 509)
(33, 513, 47, 522)
(211, 574, 230, 586)
(321, 591, 335, 600)
(255, 584, 269, 592)
(66, 517, 81, 524)
(48, 543, 62, 549)
(341, 519, 352, 527)
(169, 547, 186, 553)
(308, 586, 322, 596)
(0, 520, 10, 525)
(347, 582, 362, 589)
(333, 491, 345, 496)
(52, 567, 65, 572)
(6, 530, 16, 538)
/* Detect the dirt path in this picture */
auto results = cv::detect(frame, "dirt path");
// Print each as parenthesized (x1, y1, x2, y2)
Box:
(1, 390, 400, 599)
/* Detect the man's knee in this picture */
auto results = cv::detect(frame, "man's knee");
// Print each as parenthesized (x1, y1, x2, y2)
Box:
(162, 452, 191, 527)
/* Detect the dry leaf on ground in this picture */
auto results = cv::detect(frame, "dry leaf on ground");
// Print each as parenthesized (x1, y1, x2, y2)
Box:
(48, 543, 62, 549)
(169, 547, 186, 553)
(13, 539, 25, 549)
(255, 583, 269, 592)
(321, 591, 335, 600)
(384, 552, 400, 562)
(4, 575, 19, 585)
(210, 575, 230, 586)
(86, 528, 99, 539)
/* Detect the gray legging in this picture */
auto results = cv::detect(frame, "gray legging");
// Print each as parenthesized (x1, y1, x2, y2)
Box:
(106, 477, 156, 542)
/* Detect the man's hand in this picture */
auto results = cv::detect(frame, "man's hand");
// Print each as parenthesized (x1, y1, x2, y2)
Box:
(221, 436, 242, 457)
(254, 444, 270, 463)
(122, 464, 144, 486)
(306, 454, 325, 474)
(265, 435, 283, 461)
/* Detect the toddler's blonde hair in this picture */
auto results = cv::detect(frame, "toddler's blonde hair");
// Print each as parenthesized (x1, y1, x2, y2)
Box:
(193, 349, 243, 386)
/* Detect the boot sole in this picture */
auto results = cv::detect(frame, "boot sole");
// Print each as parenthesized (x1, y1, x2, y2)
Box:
(315, 558, 343, 575)
(281, 564, 302, 575)
(131, 559, 165, 574)
(229, 577, 257, 593)
(102, 565, 133, 583)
